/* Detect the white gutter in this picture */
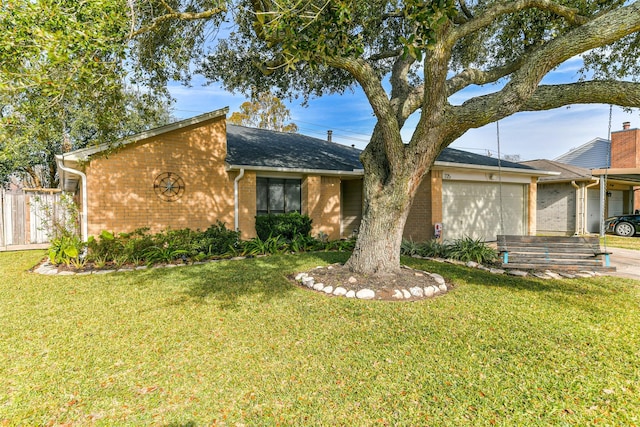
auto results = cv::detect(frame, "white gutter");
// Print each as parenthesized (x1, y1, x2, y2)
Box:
(226, 164, 364, 177)
(233, 168, 245, 232)
(434, 161, 560, 177)
(55, 155, 88, 243)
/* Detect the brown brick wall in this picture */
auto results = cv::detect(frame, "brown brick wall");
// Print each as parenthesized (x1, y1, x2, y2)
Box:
(611, 128, 640, 169)
(319, 176, 341, 240)
(236, 171, 257, 240)
(301, 175, 341, 240)
(84, 117, 234, 237)
(402, 171, 442, 242)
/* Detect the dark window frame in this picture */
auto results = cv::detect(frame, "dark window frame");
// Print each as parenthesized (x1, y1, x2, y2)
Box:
(256, 177, 302, 215)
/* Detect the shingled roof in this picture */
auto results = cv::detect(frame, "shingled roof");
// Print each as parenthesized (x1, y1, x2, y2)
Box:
(520, 159, 594, 182)
(226, 124, 537, 173)
(226, 125, 363, 172)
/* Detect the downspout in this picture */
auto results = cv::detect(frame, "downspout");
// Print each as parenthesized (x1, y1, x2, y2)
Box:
(572, 178, 599, 235)
(583, 178, 600, 235)
(55, 156, 88, 243)
(571, 181, 581, 235)
(234, 168, 245, 232)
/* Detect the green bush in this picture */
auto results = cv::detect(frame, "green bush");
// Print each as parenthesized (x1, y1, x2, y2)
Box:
(48, 231, 84, 266)
(255, 212, 312, 241)
(446, 236, 497, 264)
(195, 221, 240, 256)
(418, 239, 451, 258)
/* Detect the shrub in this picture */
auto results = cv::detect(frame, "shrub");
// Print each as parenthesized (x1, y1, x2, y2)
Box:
(48, 231, 84, 266)
(446, 236, 497, 264)
(418, 239, 451, 258)
(195, 221, 240, 256)
(255, 212, 312, 241)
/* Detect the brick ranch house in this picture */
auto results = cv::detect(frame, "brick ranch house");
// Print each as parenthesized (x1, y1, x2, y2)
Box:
(56, 108, 550, 243)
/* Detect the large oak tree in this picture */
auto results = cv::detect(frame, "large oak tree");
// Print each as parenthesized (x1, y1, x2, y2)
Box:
(194, 0, 640, 275)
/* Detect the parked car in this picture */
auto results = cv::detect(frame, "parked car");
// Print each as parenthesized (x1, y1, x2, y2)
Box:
(605, 214, 640, 237)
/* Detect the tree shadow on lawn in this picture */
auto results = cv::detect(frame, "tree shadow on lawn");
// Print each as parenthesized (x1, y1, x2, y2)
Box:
(403, 256, 621, 296)
(404, 257, 637, 315)
(150, 252, 350, 310)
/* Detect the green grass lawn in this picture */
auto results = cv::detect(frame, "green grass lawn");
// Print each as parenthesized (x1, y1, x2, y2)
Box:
(601, 235, 640, 250)
(1, 251, 639, 426)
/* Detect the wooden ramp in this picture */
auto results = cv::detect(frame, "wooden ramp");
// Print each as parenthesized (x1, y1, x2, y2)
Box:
(497, 235, 616, 272)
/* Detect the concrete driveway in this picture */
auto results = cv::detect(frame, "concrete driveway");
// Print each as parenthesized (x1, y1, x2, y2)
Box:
(607, 247, 640, 281)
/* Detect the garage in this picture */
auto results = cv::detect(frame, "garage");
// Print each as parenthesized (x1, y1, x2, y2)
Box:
(442, 181, 527, 241)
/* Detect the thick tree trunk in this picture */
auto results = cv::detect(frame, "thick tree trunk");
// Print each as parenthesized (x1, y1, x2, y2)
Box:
(344, 173, 414, 275)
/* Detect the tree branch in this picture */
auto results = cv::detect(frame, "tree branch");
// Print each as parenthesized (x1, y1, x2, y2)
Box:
(451, 1, 640, 130)
(131, 5, 227, 37)
(446, 57, 526, 95)
(522, 81, 640, 111)
(448, 0, 587, 47)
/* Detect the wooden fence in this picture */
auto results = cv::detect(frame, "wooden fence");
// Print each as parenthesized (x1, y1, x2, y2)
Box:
(0, 189, 66, 250)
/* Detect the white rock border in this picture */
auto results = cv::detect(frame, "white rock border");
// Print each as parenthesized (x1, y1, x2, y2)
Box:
(293, 264, 449, 301)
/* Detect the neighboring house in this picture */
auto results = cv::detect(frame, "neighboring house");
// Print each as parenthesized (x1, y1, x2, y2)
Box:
(56, 108, 549, 243)
(527, 122, 640, 235)
(520, 160, 603, 235)
(554, 137, 611, 169)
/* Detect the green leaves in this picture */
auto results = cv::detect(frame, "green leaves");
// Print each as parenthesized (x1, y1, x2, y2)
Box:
(400, 0, 457, 60)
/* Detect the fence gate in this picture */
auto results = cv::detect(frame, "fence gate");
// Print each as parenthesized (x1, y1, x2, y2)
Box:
(1, 189, 63, 250)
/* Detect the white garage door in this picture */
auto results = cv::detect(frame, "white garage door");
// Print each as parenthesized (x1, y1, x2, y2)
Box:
(442, 181, 527, 241)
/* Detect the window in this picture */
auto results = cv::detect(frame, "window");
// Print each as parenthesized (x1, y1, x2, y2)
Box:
(256, 178, 301, 214)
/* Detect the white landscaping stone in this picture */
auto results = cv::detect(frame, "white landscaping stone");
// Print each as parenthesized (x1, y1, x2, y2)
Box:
(356, 289, 375, 300)
(323, 286, 334, 294)
(94, 269, 115, 274)
(574, 273, 593, 278)
(489, 268, 505, 274)
(432, 285, 441, 294)
(507, 270, 528, 277)
(438, 284, 448, 292)
(333, 287, 347, 296)
(345, 290, 356, 298)
(466, 261, 478, 268)
(295, 272, 308, 281)
(429, 273, 446, 285)
(313, 283, 325, 291)
(392, 290, 404, 299)
(302, 277, 315, 287)
(414, 272, 424, 277)
(230, 256, 246, 261)
(58, 271, 76, 276)
(533, 272, 551, 280)
(578, 270, 596, 277)
(409, 287, 424, 297)
(348, 276, 358, 284)
(423, 286, 435, 297)
(401, 289, 411, 299)
(559, 272, 576, 278)
(544, 271, 562, 280)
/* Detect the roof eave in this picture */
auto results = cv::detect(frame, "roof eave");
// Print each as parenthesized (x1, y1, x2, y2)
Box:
(62, 107, 230, 162)
(226, 164, 365, 177)
(433, 161, 560, 176)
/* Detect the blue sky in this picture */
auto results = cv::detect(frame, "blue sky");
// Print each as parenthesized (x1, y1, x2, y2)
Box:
(167, 57, 638, 162)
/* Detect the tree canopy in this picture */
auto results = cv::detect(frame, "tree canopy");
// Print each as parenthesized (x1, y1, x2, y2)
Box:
(0, 0, 181, 188)
(5, 0, 640, 274)
(228, 92, 299, 132)
(196, 0, 640, 274)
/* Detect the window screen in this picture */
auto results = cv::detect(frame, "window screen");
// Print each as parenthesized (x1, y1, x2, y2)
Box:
(256, 178, 301, 214)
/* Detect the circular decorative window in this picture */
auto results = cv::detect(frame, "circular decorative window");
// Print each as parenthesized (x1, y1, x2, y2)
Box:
(153, 172, 185, 202)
